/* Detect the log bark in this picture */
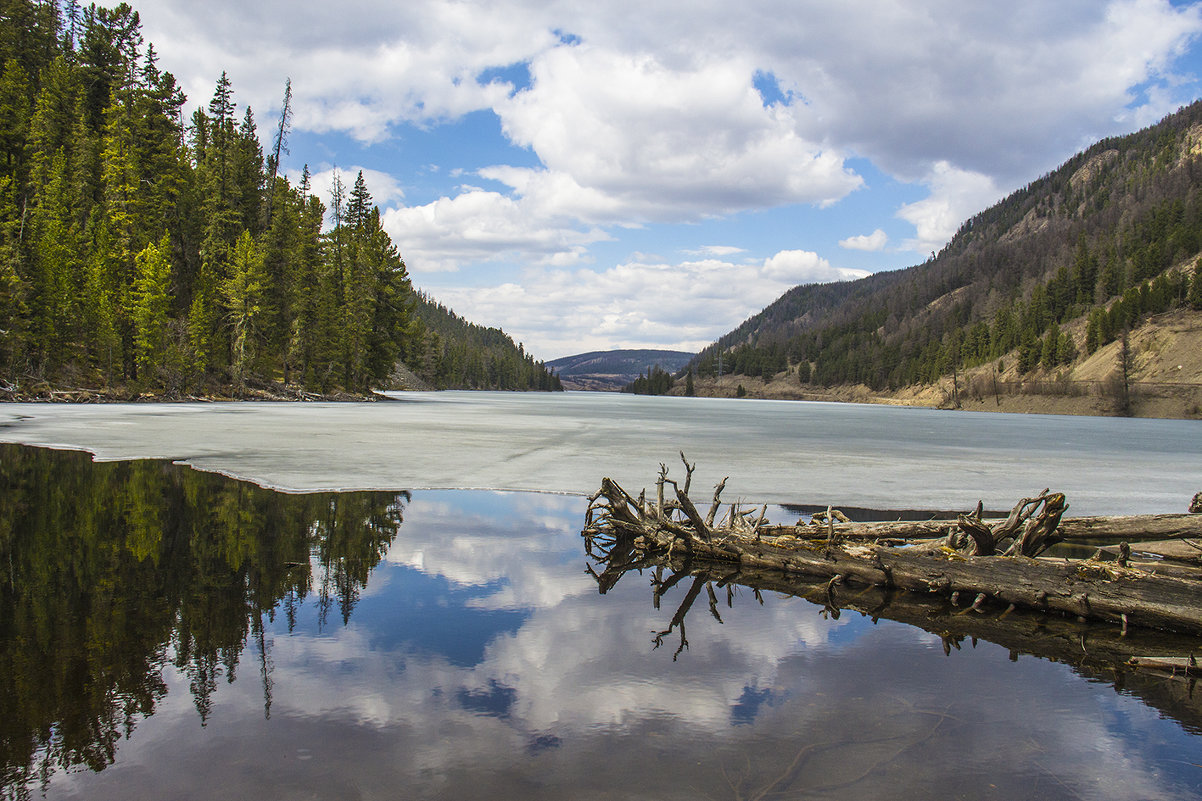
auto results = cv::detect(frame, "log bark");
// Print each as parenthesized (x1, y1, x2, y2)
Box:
(758, 512, 1202, 543)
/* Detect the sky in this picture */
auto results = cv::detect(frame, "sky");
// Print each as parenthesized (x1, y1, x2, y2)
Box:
(133, 0, 1202, 361)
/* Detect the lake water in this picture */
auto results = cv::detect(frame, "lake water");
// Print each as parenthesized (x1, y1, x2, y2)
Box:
(1, 394, 1201, 800)
(2, 391, 1201, 514)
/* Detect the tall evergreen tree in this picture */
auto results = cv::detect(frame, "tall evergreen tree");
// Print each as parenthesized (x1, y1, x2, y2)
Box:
(132, 232, 170, 378)
(221, 230, 265, 386)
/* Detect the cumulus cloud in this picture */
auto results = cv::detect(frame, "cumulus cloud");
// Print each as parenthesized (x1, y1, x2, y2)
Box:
(142, 0, 1202, 179)
(762, 0, 1202, 183)
(380, 189, 611, 273)
(424, 251, 868, 358)
(288, 165, 406, 209)
(896, 162, 1003, 256)
(494, 45, 864, 221)
(140, 0, 556, 142)
(839, 229, 888, 252)
(131, 0, 1202, 334)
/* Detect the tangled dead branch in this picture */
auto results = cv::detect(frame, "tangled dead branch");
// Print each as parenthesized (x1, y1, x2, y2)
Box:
(582, 456, 1202, 636)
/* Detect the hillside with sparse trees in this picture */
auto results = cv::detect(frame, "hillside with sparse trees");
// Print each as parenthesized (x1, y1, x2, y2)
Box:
(678, 100, 1202, 417)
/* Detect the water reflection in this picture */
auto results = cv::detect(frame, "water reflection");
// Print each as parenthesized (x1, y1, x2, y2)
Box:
(2, 444, 1200, 800)
(0, 444, 406, 798)
(586, 534, 1202, 736)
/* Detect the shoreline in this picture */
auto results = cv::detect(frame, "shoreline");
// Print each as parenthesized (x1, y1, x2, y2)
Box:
(675, 375, 1202, 420)
(0, 381, 382, 404)
(5, 373, 1200, 420)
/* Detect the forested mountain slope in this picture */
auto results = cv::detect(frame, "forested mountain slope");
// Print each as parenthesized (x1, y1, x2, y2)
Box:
(687, 100, 1202, 416)
(409, 294, 562, 391)
(0, 0, 557, 398)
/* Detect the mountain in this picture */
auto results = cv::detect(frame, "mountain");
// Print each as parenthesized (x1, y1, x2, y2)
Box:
(547, 349, 695, 391)
(682, 100, 1202, 418)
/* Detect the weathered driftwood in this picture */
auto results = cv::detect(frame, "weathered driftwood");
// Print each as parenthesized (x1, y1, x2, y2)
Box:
(582, 455, 1202, 636)
(1098, 538, 1202, 563)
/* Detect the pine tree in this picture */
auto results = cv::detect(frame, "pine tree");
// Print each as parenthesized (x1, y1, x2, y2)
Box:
(206, 71, 234, 198)
(348, 170, 370, 231)
(263, 78, 291, 228)
(221, 230, 265, 386)
(132, 233, 170, 379)
(83, 206, 122, 379)
(231, 105, 262, 233)
(30, 149, 84, 369)
(0, 59, 32, 179)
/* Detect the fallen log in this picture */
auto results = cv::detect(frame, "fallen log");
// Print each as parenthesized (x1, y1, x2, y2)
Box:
(1098, 538, 1202, 564)
(758, 512, 1202, 543)
(582, 456, 1202, 636)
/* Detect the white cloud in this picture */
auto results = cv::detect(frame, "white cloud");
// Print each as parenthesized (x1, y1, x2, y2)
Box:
(142, 0, 1202, 186)
(686, 246, 748, 257)
(762, 249, 839, 281)
(424, 250, 868, 359)
(287, 165, 406, 209)
(493, 45, 864, 222)
(763, 0, 1202, 183)
(380, 189, 611, 273)
(896, 162, 1003, 256)
(141, 0, 556, 142)
(838, 229, 888, 252)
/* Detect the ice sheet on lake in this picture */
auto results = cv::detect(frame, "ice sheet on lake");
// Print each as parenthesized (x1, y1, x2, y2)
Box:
(1, 391, 1199, 515)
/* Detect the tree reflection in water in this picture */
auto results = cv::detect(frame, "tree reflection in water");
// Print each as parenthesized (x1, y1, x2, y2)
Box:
(0, 444, 407, 799)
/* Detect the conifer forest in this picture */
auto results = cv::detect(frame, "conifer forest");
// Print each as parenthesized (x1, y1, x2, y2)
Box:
(0, 1, 561, 396)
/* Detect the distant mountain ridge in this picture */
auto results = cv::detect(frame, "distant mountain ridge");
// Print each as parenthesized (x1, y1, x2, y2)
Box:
(547, 349, 695, 391)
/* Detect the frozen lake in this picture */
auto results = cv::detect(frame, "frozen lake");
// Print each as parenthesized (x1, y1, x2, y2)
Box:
(1, 391, 1199, 515)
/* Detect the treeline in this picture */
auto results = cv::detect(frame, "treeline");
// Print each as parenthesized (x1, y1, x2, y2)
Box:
(623, 365, 674, 395)
(0, 0, 558, 395)
(692, 100, 1202, 391)
(411, 293, 562, 391)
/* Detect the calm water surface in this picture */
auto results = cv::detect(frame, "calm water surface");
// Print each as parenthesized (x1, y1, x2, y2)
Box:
(1, 443, 1200, 800)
